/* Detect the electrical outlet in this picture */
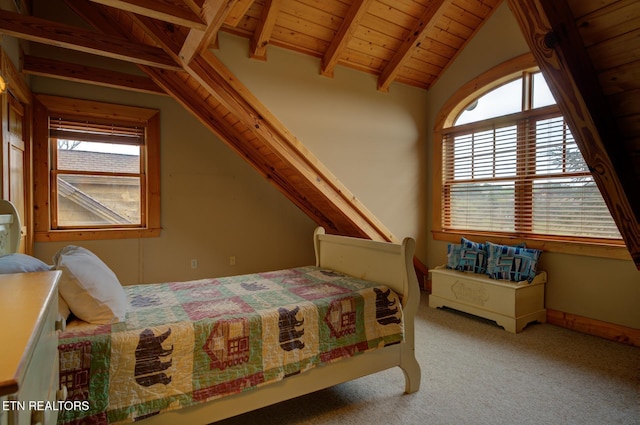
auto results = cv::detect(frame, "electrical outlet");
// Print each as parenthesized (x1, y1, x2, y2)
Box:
(229, 256, 236, 266)
(190, 259, 198, 269)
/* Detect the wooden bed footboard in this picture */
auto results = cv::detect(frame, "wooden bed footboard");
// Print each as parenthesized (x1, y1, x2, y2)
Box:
(313, 227, 421, 392)
(132, 227, 422, 424)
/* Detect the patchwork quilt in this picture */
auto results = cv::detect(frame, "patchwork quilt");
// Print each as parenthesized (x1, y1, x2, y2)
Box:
(57, 266, 404, 424)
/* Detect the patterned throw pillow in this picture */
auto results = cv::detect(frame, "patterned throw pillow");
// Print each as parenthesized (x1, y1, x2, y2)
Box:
(446, 244, 462, 269)
(486, 242, 542, 282)
(457, 238, 488, 274)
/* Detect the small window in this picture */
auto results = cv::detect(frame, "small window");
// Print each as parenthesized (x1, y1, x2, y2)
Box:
(51, 117, 144, 228)
(434, 58, 623, 255)
(34, 96, 160, 241)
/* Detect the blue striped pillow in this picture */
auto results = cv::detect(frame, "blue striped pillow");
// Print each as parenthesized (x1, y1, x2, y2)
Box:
(446, 243, 463, 269)
(457, 238, 489, 274)
(486, 242, 542, 282)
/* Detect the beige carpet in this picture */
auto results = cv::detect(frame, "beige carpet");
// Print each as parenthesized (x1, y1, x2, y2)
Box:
(215, 292, 639, 425)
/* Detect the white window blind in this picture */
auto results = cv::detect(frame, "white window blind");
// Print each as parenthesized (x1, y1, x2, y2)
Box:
(49, 116, 144, 145)
(442, 108, 621, 240)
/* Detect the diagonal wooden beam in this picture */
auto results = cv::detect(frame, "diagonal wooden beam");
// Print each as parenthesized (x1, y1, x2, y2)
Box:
(179, 0, 237, 63)
(507, 0, 640, 269)
(181, 0, 203, 15)
(65, 0, 187, 63)
(88, 0, 207, 30)
(249, 0, 282, 60)
(0, 9, 181, 70)
(22, 54, 166, 95)
(139, 65, 349, 234)
(135, 15, 188, 59)
(67, 0, 345, 232)
(69, 0, 398, 242)
(187, 50, 399, 242)
(65, 0, 128, 37)
(320, 0, 374, 78)
(224, 0, 254, 27)
(377, 0, 449, 92)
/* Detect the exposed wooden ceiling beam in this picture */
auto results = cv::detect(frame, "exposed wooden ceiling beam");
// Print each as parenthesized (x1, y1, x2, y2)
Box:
(189, 50, 398, 242)
(66, 0, 184, 65)
(249, 0, 282, 60)
(141, 62, 357, 236)
(507, 0, 640, 269)
(126, 3, 396, 240)
(0, 9, 181, 70)
(181, 0, 204, 14)
(65, 0, 128, 37)
(320, 0, 374, 78)
(69, 0, 398, 242)
(22, 55, 166, 95)
(179, 0, 237, 64)
(224, 0, 254, 27)
(77, 0, 352, 234)
(133, 15, 188, 62)
(377, 0, 449, 92)
(88, 0, 207, 30)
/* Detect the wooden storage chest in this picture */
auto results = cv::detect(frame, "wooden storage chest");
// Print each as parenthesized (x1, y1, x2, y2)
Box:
(429, 266, 547, 333)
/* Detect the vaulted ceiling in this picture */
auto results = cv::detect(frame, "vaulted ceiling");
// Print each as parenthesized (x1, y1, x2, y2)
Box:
(0, 0, 638, 268)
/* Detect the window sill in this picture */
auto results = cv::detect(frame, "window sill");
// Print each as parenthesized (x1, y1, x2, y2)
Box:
(432, 230, 631, 261)
(35, 228, 161, 242)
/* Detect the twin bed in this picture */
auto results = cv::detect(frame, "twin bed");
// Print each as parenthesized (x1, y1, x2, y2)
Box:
(55, 227, 422, 424)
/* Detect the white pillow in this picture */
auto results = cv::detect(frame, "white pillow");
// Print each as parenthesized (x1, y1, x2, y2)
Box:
(53, 246, 128, 324)
(58, 296, 71, 322)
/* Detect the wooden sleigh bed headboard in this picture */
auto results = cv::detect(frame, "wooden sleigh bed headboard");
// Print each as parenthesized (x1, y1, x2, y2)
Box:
(314, 227, 419, 310)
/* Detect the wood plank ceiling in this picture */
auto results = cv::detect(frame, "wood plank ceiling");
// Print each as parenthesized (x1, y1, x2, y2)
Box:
(0, 0, 638, 268)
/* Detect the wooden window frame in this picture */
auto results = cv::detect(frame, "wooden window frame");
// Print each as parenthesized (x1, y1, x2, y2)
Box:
(33, 95, 161, 242)
(433, 54, 628, 260)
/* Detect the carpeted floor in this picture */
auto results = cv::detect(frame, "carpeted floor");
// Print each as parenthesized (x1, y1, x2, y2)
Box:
(215, 292, 639, 425)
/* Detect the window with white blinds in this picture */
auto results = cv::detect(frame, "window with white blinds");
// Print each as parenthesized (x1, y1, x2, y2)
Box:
(50, 116, 145, 228)
(34, 95, 160, 242)
(441, 74, 621, 241)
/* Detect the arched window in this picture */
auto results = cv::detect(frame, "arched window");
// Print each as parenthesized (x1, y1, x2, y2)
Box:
(433, 54, 625, 258)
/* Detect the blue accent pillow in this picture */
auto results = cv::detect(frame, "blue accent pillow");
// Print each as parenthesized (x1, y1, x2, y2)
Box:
(457, 238, 488, 274)
(0, 253, 51, 274)
(446, 244, 462, 269)
(486, 242, 542, 282)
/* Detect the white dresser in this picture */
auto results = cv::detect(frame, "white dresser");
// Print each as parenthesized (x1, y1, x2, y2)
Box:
(0, 271, 62, 425)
